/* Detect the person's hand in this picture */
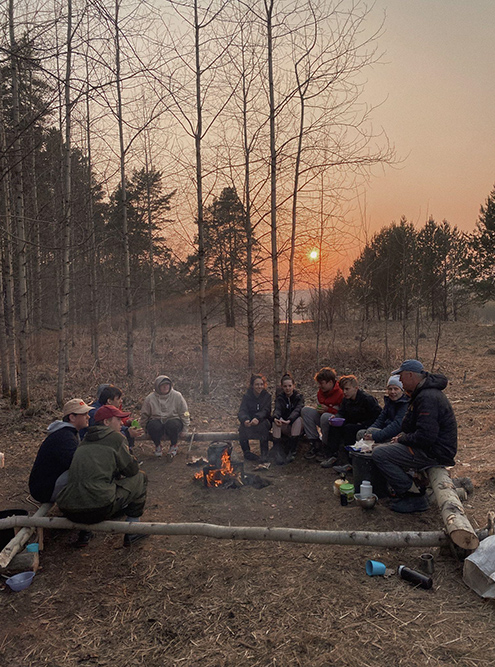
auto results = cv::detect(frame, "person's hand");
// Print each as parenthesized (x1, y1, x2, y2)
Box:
(251, 418, 259, 426)
(244, 420, 252, 427)
(128, 427, 144, 438)
(364, 433, 373, 441)
(316, 403, 326, 414)
(274, 418, 282, 427)
(280, 418, 290, 424)
(391, 434, 401, 443)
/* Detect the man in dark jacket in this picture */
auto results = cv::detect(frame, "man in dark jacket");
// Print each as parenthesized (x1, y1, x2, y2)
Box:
(372, 359, 457, 513)
(29, 399, 93, 503)
(57, 404, 148, 547)
(320, 375, 381, 468)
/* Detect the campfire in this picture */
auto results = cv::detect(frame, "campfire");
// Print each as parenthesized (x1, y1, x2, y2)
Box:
(194, 442, 243, 488)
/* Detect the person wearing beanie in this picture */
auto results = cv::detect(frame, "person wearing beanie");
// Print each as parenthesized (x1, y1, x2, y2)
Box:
(372, 359, 457, 513)
(140, 375, 190, 457)
(29, 399, 93, 504)
(356, 375, 409, 443)
(57, 404, 148, 548)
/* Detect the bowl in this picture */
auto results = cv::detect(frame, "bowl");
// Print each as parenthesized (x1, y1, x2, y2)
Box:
(330, 417, 345, 427)
(354, 493, 378, 509)
(5, 571, 35, 592)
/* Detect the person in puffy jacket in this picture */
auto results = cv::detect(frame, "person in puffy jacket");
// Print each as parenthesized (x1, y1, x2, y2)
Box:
(238, 374, 272, 462)
(140, 375, 190, 458)
(356, 375, 409, 443)
(301, 367, 344, 460)
(372, 359, 457, 513)
(272, 373, 305, 464)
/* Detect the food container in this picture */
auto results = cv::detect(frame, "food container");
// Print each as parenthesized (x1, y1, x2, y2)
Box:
(330, 417, 345, 427)
(334, 477, 349, 496)
(5, 571, 35, 592)
(340, 483, 354, 502)
(354, 493, 378, 509)
(360, 480, 372, 498)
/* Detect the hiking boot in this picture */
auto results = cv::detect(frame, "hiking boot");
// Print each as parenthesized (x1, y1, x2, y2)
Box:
(168, 444, 178, 457)
(304, 441, 320, 460)
(243, 450, 260, 462)
(74, 530, 93, 548)
(154, 445, 163, 457)
(123, 533, 149, 547)
(390, 495, 429, 513)
(332, 464, 352, 474)
(320, 456, 337, 469)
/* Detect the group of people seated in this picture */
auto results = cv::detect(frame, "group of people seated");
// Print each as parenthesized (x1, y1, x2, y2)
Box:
(237, 360, 458, 513)
(27, 359, 458, 550)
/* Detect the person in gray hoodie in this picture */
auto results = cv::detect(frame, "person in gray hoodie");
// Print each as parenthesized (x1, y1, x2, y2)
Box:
(140, 375, 190, 457)
(29, 398, 92, 503)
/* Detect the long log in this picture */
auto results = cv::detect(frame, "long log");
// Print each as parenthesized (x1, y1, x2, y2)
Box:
(0, 515, 447, 547)
(0, 550, 39, 575)
(427, 466, 479, 550)
(137, 432, 242, 442)
(0, 503, 52, 568)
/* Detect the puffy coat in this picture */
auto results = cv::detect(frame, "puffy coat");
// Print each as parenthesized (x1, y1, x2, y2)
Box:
(398, 373, 457, 465)
(337, 389, 381, 428)
(316, 383, 344, 414)
(369, 393, 409, 443)
(29, 422, 79, 503)
(273, 389, 304, 423)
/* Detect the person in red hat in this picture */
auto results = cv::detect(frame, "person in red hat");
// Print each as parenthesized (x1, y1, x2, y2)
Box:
(57, 404, 148, 548)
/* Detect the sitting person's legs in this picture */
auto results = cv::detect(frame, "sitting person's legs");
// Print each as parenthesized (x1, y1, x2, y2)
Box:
(146, 419, 166, 447)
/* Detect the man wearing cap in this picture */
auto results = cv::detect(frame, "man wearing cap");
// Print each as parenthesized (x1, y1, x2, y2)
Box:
(372, 359, 457, 513)
(57, 404, 148, 547)
(29, 399, 93, 504)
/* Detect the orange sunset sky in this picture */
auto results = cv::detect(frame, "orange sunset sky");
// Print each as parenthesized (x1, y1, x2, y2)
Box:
(359, 0, 495, 238)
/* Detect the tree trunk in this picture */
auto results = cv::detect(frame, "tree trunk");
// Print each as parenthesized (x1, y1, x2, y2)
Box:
(9, 0, 29, 408)
(56, 0, 72, 407)
(144, 137, 157, 358)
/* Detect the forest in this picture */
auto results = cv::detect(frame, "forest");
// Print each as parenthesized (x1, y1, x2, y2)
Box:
(1, 0, 495, 408)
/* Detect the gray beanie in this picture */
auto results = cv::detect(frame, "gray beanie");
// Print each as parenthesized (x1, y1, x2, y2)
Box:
(387, 375, 403, 389)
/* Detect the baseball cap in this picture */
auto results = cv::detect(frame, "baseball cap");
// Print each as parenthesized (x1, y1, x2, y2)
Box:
(391, 359, 425, 375)
(63, 398, 93, 417)
(94, 404, 131, 422)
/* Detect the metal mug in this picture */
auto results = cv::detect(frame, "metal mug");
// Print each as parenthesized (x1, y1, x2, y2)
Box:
(419, 553, 435, 574)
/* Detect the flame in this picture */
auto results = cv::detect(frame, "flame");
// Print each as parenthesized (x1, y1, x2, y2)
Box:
(194, 448, 241, 487)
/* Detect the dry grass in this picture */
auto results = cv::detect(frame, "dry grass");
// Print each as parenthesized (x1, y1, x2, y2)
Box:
(1, 320, 495, 666)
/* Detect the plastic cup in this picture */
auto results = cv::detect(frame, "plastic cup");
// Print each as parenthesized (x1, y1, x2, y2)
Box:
(26, 543, 39, 553)
(366, 560, 387, 576)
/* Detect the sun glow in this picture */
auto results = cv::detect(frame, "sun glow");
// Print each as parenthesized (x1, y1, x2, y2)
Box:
(309, 249, 319, 261)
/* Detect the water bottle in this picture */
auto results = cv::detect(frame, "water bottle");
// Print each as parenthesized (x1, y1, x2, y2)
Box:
(360, 480, 372, 498)
(398, 566, 433, 589)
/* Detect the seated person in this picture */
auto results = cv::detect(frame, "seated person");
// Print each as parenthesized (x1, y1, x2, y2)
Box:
(272, 373, 304, 465)
(356, 376, 409, 443)
(238, 374, 272, 461)
(301, 367, 344, 460)
(320, 375, 381, 468)
(29, 398, 92, 503)
(57, 404, 148, 547)
(81, 384, 143, 451)
(140, 375, 190, 457)
(372, 359, 457, 513)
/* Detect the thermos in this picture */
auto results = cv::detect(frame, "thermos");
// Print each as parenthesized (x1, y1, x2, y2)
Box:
(398, 565, 433, 589)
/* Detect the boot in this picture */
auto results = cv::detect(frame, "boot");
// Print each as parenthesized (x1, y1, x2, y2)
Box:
(286, 436, 298, 463)
(272, 438, 287, 466)
(240, 439, 259, 461)
(304, 439, 320, 460)
(260, 440, 269, 463)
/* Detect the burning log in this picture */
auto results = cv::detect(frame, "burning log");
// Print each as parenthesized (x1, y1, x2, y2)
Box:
(0, 515, 448, 547)
(194, 441, 244, 488)
(427, 466, 479, 550)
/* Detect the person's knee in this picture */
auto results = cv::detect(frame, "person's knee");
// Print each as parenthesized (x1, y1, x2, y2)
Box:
(372, 446, 387, 464)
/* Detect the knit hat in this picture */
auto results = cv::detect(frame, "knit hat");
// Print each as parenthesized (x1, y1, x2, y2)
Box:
(387, 375, 403, 389)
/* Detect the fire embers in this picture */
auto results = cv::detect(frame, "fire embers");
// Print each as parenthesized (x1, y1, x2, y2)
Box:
(194, 442, 244, 488)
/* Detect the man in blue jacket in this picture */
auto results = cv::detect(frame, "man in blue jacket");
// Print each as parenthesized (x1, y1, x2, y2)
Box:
(372, 359, 457, 513)
(357, 376, 409, 443)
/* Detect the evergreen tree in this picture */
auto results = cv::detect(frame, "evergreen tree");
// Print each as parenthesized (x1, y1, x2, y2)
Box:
(465, 185, 495, 302)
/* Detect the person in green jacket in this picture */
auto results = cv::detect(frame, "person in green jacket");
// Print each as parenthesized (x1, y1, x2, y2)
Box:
(57, 404, 148, 548)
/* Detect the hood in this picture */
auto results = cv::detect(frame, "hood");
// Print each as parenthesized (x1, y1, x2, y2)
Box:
(416, 373, 448, 393)
(154, 375, 173, 393)
(47, 420, 77, 434)
(83, 424, 116, 442)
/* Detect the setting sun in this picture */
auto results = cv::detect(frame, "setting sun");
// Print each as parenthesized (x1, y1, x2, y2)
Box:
(309, 249, 319, 261)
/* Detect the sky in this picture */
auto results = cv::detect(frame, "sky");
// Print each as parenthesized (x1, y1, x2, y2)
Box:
(360, 0, 495, 237)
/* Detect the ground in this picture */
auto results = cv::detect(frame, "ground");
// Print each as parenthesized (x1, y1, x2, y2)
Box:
(1, 321, 495, 666)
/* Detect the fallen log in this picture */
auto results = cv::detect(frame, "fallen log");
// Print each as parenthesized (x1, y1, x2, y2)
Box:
(0, 550, 39, 575)
(0, 515, 448, 548)
(427, 466, 479, 550)
(0, 503, 53, 569)
(137, 432, 242, 442)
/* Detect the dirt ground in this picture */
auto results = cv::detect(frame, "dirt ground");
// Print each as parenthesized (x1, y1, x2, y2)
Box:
(1, 321, 495, 666)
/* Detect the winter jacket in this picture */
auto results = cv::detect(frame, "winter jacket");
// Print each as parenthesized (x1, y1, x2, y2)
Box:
(80, 399, 134, 445)
(29, 421, 80, 503)
(337, 389, 381, 428)
(317, 383, 344, 414)
(273, 389, 305, 423)
(238, 388, 272, 423)
(56, 425, 139, 513)
(141, 375, 190, 431)
(369, 393, 409, 443)
(398, 373, 457, 465)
